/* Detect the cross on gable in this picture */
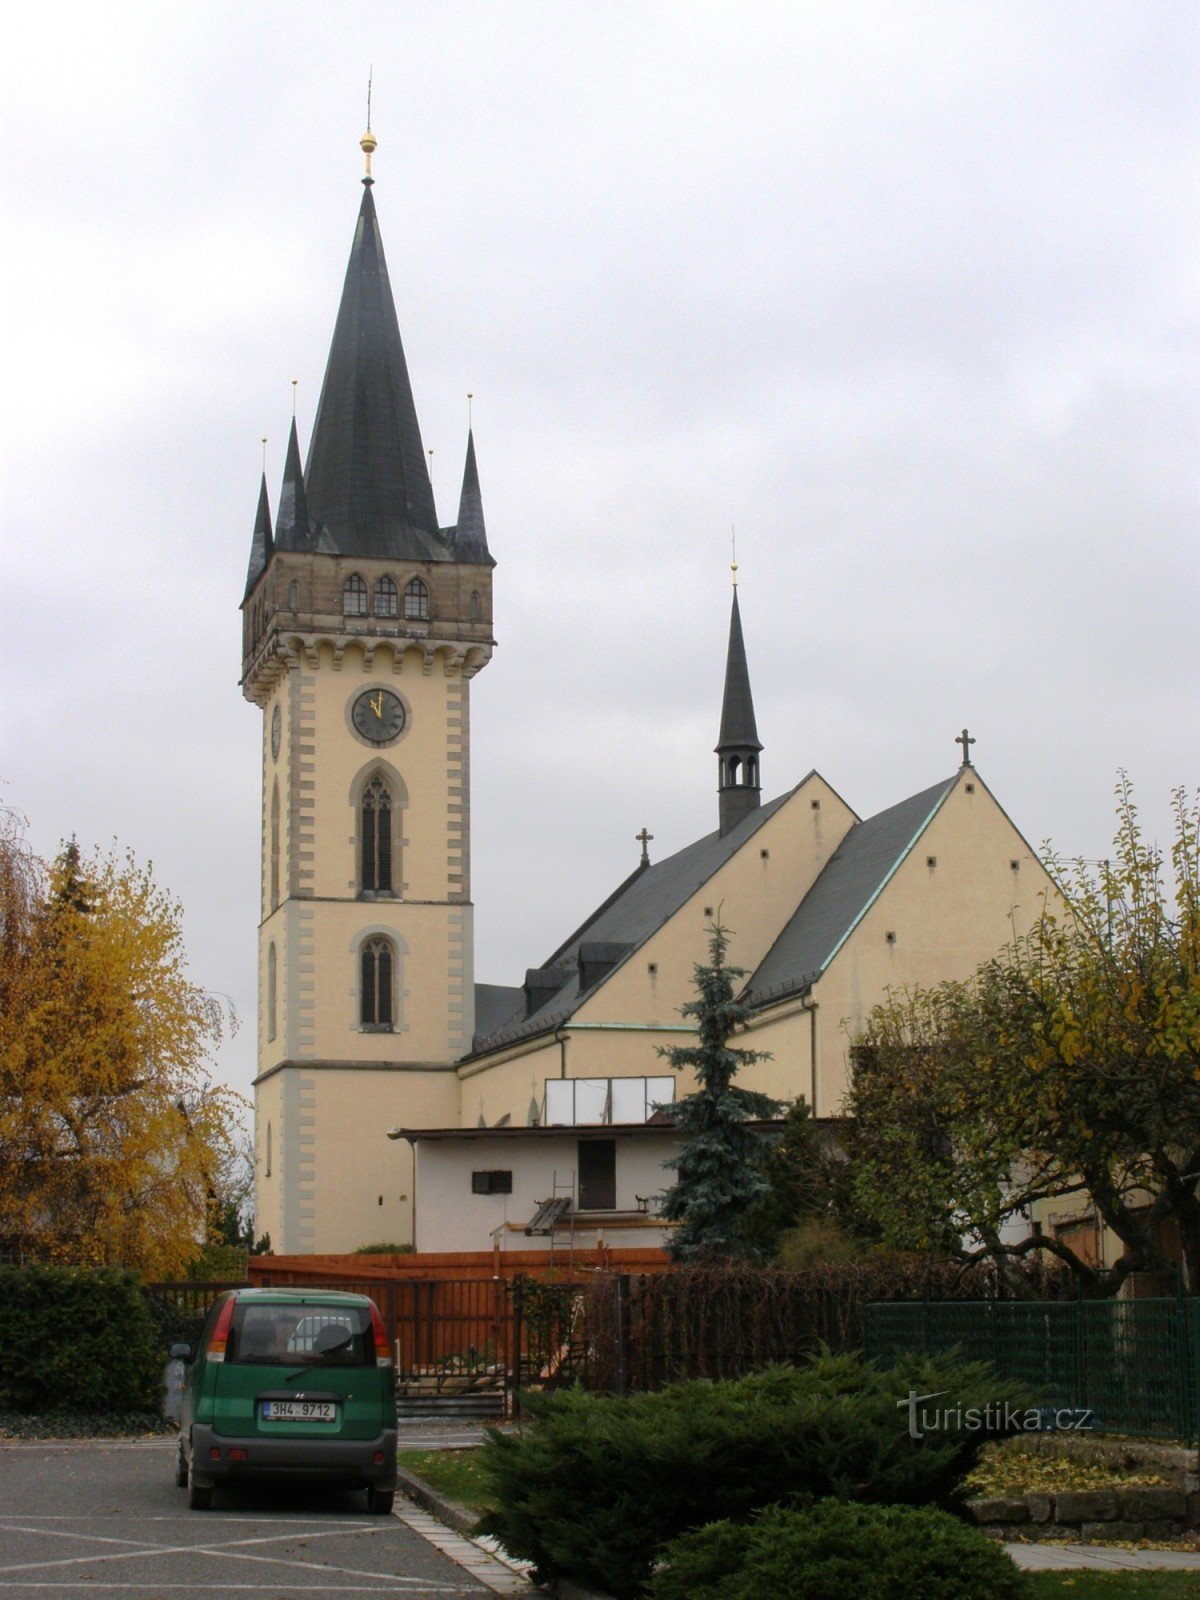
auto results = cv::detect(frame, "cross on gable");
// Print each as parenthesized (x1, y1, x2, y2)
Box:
(636, 827, 654, 866)
(956, 728, 976, 767)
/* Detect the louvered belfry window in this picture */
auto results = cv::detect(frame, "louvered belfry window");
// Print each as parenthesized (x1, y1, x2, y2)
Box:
(361, 937, 394, 1028)
(360, 775, 392, 893)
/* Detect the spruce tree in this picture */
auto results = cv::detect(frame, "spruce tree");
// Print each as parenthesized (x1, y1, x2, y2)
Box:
(659, 921, 783, 1260)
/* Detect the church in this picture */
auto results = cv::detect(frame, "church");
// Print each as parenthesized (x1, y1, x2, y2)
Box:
(242, 136, 1056, 1256)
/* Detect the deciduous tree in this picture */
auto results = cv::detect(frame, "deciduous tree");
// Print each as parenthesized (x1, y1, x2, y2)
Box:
(847, 779, 1200, 1294)
(0, 809, 243, 1276)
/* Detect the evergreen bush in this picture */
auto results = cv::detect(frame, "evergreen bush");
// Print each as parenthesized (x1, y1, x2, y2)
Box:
(478, 1350, 1029, 1596)
(0, 1265, 161, 1413)
(648, 1500, 1028, 1600)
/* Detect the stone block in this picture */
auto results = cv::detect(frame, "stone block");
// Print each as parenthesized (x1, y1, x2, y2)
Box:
(1082, 1520, 1144, 1543)
(1186, 1489, 1200, 1528)
(1119, 1486, 1188, 1521)
(1056, 1489, 1119, 1523)
(1143, 1519, 1188, 1542)
(1026, 1493, 1053, 1524)
(968, 1497, 1029, 1525)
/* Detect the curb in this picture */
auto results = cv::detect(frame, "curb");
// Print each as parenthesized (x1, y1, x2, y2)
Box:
(395, 1464, 481, 1537)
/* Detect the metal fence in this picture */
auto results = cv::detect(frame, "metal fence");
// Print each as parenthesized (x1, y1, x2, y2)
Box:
(865, 1296, 1200, 1443)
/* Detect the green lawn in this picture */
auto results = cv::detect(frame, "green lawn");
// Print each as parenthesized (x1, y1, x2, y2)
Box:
(1027, 1574, 1200, 1598)
(395, 1447, 495, 1517)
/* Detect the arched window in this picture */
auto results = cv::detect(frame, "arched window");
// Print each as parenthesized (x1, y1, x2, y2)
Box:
(468, 590, 481, 621)
(374, 575, 398, 617)
(403, 577, 430, 620)
(360, 937, 394, 1029)
(267, 942, 277, 1041)
(360, 773, 393, 894)
(288, 580, 299, 612)
(343, 573, 368, 616)
(270, 781, 280, 909)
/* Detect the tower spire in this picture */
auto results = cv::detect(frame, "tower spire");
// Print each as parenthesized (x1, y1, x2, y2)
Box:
(275, 415, 313, 551)
(303, 137, 442, 559)
(715, 586, 763, 837)
(242, 468, 274, 600)
(451, 425, 492, 564)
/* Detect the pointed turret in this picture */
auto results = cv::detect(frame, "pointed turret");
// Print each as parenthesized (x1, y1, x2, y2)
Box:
(450, 429, 492, 564)
(274, 417, 314, 551)
(715, 588, 763, 836)
(304, 180, 444, 560)
(242, 472, 273, 600)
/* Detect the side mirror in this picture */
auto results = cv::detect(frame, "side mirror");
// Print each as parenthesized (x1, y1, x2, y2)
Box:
(169, 1343, 193, 1363)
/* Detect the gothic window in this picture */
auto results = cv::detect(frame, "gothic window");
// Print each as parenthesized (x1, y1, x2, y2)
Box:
(374, 575, 398, 617)
(270, 781, 280, 909)
(468, 590, 481, 621)
(360, 773, 394, 894)
(403, 577, 430, 620)
(343, 573, 368, 616)
(288, 580, 299, 612)
(360, 936, 395, 1029)
(267, 942, 277, 1041)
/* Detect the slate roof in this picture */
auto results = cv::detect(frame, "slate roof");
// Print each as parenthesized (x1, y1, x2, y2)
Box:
(465, 787, 798, 1058)
(304, 183, 448, 562)
(744, 775, 959, 1007)
(451, 429, 492, 565)
(716, 589, 762, 752)
(474, 982, 524, 1044)
(275, 417, 316, 553)
(242, 472, 273, 601)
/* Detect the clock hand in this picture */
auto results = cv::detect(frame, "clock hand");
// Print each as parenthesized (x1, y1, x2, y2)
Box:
(370, 692, 383, 718)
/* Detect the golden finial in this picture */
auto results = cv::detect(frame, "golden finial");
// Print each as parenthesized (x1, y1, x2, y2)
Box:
(360, 70, 376, 183)
(261, 436, 267, 471)
(427, 447, 434, 484)
(467, 391, 474, 428)
(291, 379, 298, 417)
(730, 525, 738, 587)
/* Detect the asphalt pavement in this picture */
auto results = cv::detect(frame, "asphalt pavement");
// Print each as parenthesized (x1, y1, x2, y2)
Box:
(0, 1438, 525, 1599)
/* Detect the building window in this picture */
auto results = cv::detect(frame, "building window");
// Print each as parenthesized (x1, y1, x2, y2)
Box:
(360, 774, 393, 894)
(374, 575, 398, 617)
(270, 780, 280, 909)
(544, 1075, 675, 1126)
(288, 580, 299, 612)
(471, 1170, 514, 1195)
(360, 936, 394, 1029)
(343, 574, 368, 616)
(267, 942, 277, 1041)
(403, 577, 429, 620)
(469, 590, 481, 621)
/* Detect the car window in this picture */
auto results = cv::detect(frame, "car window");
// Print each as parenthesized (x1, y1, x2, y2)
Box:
(227, 1303, 373, 1367)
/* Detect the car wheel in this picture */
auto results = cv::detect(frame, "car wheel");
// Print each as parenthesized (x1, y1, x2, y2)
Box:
(174, 1440, 188, 1488)
(366, 1486, 394, 1515)
(187, 1466, 214, 1510)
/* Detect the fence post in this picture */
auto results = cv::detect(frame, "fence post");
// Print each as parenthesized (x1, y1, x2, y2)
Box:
(616, 1274, 629, 1397)
(510, 1278, 523, 1421)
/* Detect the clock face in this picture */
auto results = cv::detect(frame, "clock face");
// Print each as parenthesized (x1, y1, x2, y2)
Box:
(270, 704, 281, 761)
(352, 688, 406, 745)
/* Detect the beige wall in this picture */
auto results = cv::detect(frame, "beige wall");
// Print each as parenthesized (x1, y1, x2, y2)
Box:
(411, 1132, 682, 1253)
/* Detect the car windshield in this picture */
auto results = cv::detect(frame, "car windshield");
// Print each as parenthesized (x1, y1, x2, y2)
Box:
(226, 1303, 374, 1367)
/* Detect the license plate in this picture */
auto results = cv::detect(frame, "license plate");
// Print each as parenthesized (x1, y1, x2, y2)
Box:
(260, 1400, 337, 1423)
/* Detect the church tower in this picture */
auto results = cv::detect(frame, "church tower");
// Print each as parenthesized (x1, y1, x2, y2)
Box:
(241, 134, 494, 1253)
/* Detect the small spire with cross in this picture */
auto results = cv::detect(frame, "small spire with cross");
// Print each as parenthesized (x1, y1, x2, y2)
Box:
(956, 728, 976, 768)
(636, 827, 654, 867)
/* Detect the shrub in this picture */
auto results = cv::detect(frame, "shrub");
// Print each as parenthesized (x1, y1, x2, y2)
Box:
(649, 1500, 1028, 1600)
(0, 1265, 161, 1413)
(478, 1350, 1030, 1596)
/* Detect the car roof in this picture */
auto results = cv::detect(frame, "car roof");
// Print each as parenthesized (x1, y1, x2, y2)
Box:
(224, 1288, 377, 1308)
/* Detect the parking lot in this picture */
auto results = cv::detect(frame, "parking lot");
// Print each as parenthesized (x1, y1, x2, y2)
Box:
(0, 1439, 512, 1599)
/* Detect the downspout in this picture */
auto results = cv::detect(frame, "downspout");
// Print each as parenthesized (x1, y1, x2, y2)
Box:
(804, 999, 818, 1118)
(557, 1029, 568, 1078)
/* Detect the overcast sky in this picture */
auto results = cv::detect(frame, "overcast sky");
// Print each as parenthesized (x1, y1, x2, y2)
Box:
(3, 2, 1197, 1107)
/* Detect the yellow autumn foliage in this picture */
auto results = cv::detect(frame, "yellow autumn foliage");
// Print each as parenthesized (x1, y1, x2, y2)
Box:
(0, 806, 243, 1277)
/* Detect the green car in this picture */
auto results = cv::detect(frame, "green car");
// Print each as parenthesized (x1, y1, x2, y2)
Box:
(174, 1287, 397, 1512)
